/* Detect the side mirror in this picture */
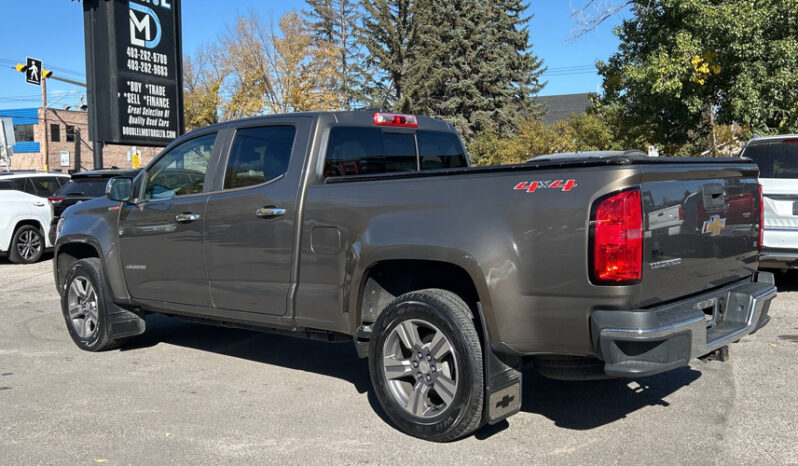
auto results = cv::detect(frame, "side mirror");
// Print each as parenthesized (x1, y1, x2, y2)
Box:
(106, 177, 133, 202)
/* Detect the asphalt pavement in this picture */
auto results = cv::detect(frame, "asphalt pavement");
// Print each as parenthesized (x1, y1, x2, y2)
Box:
(1, 255, 796, 464)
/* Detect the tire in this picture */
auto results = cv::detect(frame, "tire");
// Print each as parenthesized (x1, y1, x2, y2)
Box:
(8, 224, 44, 264)
(60, 258, 124, 351)
(368, 289, 484, 442)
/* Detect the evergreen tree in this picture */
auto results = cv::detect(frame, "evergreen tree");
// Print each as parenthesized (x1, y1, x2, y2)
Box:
(358, 0, 415, 110)
(303, 0, 361, 109)
(403, 0, 544, 141)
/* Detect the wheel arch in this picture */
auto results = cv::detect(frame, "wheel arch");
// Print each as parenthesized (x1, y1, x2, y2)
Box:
(54, 239, 102, 292)
(351, 256, 497, 352)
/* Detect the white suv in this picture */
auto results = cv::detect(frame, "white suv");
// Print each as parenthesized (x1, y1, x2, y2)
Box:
(0, 172, 69, 263)
(740, 135, 798, 270)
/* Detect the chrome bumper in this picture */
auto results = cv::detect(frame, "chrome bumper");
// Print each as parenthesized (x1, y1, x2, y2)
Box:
(591, 272, 777, 377)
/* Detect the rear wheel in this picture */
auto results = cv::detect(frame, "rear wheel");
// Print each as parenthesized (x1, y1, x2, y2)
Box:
(369, 289, 484, 442)
(8, 225, 44, 264)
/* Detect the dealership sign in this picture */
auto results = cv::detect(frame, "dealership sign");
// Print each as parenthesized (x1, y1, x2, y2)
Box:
(83, 0, 184, 146)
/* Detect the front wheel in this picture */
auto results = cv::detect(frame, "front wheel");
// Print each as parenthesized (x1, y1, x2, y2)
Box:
(368, 289, 484, 442)
(61, 258, 124, 351)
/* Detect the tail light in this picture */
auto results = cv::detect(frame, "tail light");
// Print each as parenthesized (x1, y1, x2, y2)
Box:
(48, 196, 63, 206)
(758, 184, 764, 252)
(590, 189, 643, 285)
(373, 112, 418, 128)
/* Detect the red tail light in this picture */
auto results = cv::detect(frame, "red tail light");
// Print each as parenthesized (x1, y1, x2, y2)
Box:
(758, 184, 764, 252)
(591, 189, 643, 284)
(373, 112, 418, 128)
(48, 196, 63, 206)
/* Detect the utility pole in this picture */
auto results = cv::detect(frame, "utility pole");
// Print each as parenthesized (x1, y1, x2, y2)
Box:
(42, 76, 49, 171)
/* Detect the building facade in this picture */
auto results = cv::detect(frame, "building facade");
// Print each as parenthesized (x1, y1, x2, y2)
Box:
(1, 107, 164, 172)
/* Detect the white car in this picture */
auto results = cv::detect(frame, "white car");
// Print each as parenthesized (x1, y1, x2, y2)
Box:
(740, 135, 798, 270)
(0, 172, 69, 264)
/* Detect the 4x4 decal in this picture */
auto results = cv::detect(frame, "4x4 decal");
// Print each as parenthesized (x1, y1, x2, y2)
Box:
(514, 179, 576, 193)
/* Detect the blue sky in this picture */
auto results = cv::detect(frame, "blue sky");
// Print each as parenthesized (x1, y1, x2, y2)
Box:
(0, 0, 628, 111)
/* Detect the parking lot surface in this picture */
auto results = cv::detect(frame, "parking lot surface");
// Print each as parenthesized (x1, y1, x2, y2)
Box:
(1, 256, 797, 464)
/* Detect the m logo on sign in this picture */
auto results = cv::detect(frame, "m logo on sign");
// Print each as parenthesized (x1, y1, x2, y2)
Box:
(129, 2, 162, 49)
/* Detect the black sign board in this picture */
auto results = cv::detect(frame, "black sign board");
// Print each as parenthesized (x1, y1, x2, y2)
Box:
(26, 57, 42, 86)
(83, 0, 184, 146)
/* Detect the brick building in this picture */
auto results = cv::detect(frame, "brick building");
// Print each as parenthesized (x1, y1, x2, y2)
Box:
(1, 107, 164, 172)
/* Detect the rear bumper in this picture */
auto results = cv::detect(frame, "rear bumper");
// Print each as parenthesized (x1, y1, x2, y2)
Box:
(590, 272, 776, 378)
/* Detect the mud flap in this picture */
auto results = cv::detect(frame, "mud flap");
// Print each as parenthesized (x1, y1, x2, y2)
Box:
(477, 304, 522, 424)
(107, 303, 146, 339)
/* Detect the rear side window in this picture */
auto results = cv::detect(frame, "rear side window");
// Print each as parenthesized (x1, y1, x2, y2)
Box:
(0, 179, 26, 191)
(55, 178, 109, 198)
(744, 141, 798, 178)
(224, 126, 296, 189)
(324, 127, 467, 178)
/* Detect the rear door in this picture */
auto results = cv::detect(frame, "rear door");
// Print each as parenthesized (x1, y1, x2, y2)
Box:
(118, 132, 218, 307)
(204, 118, 311, 315)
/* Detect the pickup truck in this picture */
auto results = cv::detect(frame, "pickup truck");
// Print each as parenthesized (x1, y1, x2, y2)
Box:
(53, 111, 776, 441)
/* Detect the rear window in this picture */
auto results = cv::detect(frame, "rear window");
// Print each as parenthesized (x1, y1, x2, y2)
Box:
(55, 178, 110, 198)
(324, 127, 466, 178)
(744, 141, 798, 178)
(30, 177, 65, 197)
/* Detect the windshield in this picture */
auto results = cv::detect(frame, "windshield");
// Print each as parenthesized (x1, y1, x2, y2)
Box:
(743, 141, 798, 179)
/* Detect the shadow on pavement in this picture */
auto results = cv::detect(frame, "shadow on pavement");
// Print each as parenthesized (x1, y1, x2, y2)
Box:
(121, 313, 397, 427)
(520, 365, 702, 430)
(120, 314, 703, 439)
(771, 269, 798, 292)
(122, 313, 372, 393)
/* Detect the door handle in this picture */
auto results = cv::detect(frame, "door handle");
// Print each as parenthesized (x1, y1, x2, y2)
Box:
(255, 207, 286, 218)
(175, 213, 201, 223)
(33, 201, 45, 207)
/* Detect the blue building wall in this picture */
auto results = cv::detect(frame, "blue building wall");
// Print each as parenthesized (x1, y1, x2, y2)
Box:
(0, 107, 40, 153)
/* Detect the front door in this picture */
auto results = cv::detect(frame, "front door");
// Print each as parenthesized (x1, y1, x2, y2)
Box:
(204, 121, 309, 315)
(119, 132, 218, 307)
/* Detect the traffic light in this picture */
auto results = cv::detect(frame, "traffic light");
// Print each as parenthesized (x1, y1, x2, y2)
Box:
(15, 63, 27, 73)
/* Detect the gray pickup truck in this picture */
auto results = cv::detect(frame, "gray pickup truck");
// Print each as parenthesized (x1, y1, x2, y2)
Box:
(53, 111, 776, 441)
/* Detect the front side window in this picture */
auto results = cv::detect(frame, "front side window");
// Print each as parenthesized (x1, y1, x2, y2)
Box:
(66, 126, 76, 143)
(224, 126, 296, 189)
(51, 124, 61, 142)
(143, 133, 216, 200)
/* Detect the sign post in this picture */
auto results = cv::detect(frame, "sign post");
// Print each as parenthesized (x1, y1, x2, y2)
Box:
(83, 0, 184, 168)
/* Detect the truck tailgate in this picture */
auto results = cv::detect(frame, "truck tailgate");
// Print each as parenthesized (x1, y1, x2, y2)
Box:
(638, 164, 761, 306)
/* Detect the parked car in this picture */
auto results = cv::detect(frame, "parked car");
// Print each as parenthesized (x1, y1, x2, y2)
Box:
(54, 111, 775, 441)
(740, 135, 798, 270)
(48, 168, 139, 244)
(0, 171, 69, 263)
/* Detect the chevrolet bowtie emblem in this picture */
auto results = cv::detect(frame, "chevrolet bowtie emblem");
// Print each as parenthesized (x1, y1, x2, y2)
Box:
(702, 215, 726, 236)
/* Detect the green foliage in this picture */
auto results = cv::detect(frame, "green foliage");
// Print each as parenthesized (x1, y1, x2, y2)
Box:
(598, 0, 798, 154)
(358, 0, 544, 142)
(470, 111, 620, 166)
